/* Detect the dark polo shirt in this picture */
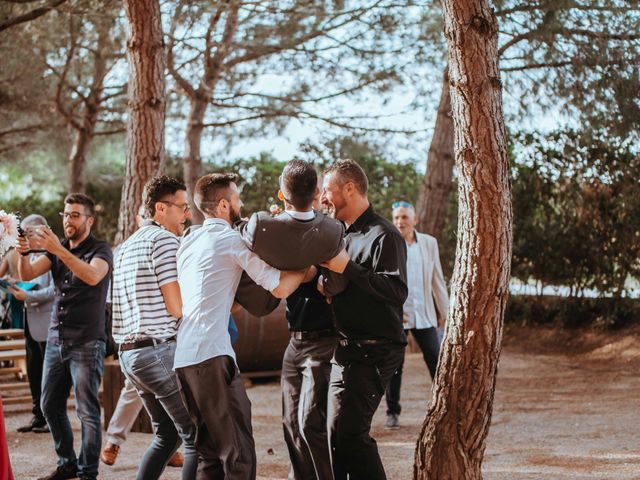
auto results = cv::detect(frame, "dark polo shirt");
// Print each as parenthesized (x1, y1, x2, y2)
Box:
(46, 233, 113, 346)
(330, 205, 408, 344)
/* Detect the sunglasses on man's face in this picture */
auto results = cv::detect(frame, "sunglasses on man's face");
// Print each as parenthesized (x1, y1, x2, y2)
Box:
(392, 201, 413, 209)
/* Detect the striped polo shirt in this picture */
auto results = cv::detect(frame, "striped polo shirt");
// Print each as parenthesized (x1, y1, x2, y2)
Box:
(112, 221, 180, 343)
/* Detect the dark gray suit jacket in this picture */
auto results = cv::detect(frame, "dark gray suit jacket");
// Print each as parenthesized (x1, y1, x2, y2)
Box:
(235, 210, 344, 316)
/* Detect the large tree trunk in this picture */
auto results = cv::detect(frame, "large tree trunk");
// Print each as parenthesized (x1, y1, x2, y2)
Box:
(416, 65, 455, 240)
(183, 97, 208, 225)
(414, 1, 512, 479)
(116, 0, 166, 244)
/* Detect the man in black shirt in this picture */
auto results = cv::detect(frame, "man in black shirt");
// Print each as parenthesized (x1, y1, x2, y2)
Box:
(17, 193, 112, 480)
(321, 159, 408, 480)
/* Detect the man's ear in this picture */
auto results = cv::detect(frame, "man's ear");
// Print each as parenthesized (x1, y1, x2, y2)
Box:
(277, 190, 285, 201)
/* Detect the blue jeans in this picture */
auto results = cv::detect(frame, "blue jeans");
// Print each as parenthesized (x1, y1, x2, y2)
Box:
(120, 341, 197, 480)
(41, 340, 105, 479)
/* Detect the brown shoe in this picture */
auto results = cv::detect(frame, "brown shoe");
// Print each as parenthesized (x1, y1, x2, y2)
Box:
(167, 451, 184, 468)
(100, 443, 120, 466)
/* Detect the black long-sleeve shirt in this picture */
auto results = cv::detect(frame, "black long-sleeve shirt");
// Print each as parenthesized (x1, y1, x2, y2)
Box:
(329, 205, 408, 344)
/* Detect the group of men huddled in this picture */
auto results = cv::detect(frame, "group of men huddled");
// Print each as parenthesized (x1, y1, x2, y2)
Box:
(13, 158, 449, 480)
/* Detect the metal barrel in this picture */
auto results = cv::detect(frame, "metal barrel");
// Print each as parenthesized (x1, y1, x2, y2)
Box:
(233, 301, 290, 374)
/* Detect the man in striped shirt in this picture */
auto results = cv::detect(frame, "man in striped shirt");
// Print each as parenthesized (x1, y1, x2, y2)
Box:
(112, 176, 197, 480)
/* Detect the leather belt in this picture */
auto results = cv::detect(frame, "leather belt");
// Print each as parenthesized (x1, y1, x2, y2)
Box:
(338, 338, 392, 348)
(291, 329, 336, 341)
(119, 336, 176, 352)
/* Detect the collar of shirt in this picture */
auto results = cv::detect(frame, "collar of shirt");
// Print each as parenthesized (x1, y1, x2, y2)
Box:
(63, 233, 96, 253)
(346, 204, 375, 233)
(285, 209, 315, 221)
(203, 217, 231, 228)
(141, 219, 171, 232)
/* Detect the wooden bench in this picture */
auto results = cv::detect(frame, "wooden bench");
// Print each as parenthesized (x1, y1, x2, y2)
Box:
(0, 339, 25, 351)
(0, 329, 24, 340)
(0, 349, 27, 378)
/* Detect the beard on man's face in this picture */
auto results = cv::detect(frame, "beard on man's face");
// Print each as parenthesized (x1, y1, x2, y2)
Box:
(64, 222, 86, 240)
(229, 206, 242, 225)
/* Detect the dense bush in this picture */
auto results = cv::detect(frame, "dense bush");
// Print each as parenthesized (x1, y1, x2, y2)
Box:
(505, 295, 640, 329)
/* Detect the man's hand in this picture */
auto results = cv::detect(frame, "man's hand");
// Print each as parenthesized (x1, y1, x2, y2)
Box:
(321, 248, 349, 274)
(35, 226, 65, 256)
(403, 310, 410, 329)
(15, 235, 30, 256)
(316, 275, 332, 304)
(8, 286, 26, 301)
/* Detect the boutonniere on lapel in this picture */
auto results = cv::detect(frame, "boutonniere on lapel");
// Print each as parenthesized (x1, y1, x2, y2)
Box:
(269, 204, 282, 217)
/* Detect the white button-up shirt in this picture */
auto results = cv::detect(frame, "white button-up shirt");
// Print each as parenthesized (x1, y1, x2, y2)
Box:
(173, 217, 281, 369)
(403, 241, 428, 329)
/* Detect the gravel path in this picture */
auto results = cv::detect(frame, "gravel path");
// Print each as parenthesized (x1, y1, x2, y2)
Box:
(5, 327, 640, 479)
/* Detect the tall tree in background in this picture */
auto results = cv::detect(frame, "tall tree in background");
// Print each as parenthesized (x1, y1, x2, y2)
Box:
(417, 0, 640, 240)
(46, 1, 125, 192)
(168, 0, 429, 223)
(414, 0, 512, 478)
(116, 0, 165, 243)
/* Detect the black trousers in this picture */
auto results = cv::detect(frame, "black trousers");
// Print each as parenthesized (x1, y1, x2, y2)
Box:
(327, 342, 404, 480)
(385, 327, 440, 416)
(176, 355, 256, 480)
(281, 335, 335, 480)
(24, 314, 47, 420)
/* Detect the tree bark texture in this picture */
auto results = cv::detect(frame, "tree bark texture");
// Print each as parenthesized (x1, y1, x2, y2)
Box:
(416, 66, 455, 240)
(116, 0, 166, 243)
(184, 98, 207, 225)
(414, 2, 512, 479)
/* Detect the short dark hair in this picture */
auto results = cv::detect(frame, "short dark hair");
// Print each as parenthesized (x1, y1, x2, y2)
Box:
(194, 173, 238, 215)
(64, 193, 96, 217)
(280, 160, 318, 210)
(143, 175, 187, 217)
(323, 159, 368, 195)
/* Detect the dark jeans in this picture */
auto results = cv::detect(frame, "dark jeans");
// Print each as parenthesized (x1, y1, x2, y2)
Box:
(385, 327, 440, 416)
(24, 315, 47, 421)
(327, 342, 404, 480)
(176, 355, 256, 480)
(41, 340, 105, 479)
(119, 341, 197, 480)
(281, 336, 335, 480)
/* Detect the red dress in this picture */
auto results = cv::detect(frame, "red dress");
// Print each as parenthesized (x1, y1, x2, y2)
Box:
(0, 396, 14, 480)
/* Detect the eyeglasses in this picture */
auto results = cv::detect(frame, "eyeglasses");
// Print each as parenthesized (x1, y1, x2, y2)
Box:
(159, 201, 190, 213)
(59, 212, 92, 220)
(392, 201, 413, 209)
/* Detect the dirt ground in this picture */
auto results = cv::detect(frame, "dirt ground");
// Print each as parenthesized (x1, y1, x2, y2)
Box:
(4, 325, 640, 479)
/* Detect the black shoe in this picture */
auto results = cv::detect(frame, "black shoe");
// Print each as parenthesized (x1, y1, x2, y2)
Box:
(37, 465, 78, 480)
(16, 416, 46, 433)
(32, 423, 50, 433)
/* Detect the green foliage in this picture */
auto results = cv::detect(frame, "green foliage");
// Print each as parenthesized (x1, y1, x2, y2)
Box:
(506, 295, 640, 330)
(511, 130, 640, 298)
(299, 135, 422, 214)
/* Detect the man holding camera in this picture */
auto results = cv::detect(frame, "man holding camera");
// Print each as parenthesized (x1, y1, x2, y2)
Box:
(17, 193, 112, 480)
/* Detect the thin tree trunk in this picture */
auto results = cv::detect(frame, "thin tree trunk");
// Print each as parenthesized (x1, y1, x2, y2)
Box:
(414, 1, 512, 478)
(416, 66, 455, 240)
(66, 17, 111, 194)
(68, 127, 94, 193)
(184, 97, 208, 225)
(116, 0, 165, 244)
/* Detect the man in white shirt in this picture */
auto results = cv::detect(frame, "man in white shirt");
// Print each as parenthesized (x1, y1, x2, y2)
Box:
(174, 173, 309, 480)
(385, 201, 449, 429)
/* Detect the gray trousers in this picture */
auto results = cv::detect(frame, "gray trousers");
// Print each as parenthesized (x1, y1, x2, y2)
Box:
(176, 355, 256, 480)
(281, 336, 336, 480)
